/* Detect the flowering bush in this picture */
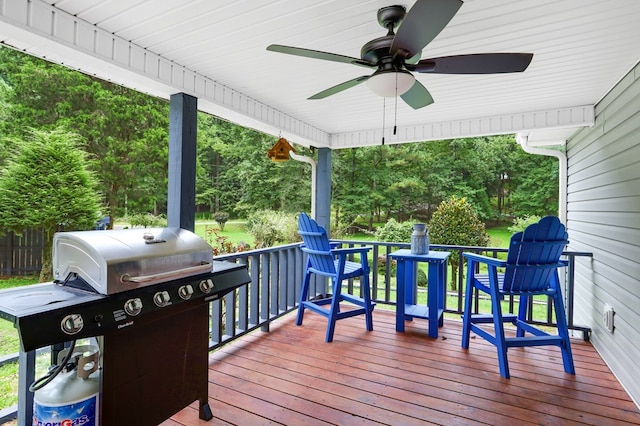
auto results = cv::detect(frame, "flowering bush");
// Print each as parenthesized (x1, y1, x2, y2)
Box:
(204, 225, 250, 255)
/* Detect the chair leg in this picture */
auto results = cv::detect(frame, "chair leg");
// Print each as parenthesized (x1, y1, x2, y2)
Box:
(516, 295, 529, 338)
(551, 273, 575, 374)
(296, 270, 311, 326)
(325, 278, 340, 342)
(361, 273, 374, 332)
(461, 266, 475, 349)
(488, 269, 510, 378)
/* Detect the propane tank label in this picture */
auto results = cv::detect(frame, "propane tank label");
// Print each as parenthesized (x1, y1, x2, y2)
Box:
(33, 392, 98, 426)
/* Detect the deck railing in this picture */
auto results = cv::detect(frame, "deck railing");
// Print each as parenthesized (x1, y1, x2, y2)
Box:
(211, 240, 593, 351)
(2, 241, 592, 424)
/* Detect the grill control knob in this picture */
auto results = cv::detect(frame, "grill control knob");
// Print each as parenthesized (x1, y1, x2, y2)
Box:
(61, 314, 84, 335)
(124, 298, 143, 316)
(153, 291, 171, 307)
(199, 279, 214, 294)
(178, 284, 194, 300)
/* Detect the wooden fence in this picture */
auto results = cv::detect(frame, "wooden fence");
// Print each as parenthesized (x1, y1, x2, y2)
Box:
(0, 230, 44, 276)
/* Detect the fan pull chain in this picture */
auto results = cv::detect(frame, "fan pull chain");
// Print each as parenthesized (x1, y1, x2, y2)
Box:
(381, 97, 386, 145)
(394, 72, 398, 135)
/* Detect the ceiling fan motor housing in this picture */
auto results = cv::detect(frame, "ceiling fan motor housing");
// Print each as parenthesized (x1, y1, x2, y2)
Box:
(361, 35, 396, 68)
(361, 5, 407, 68)
(377, 5, 406, 29)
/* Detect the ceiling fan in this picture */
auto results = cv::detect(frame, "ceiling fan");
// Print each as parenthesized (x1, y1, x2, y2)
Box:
(267, 0, 533, 109)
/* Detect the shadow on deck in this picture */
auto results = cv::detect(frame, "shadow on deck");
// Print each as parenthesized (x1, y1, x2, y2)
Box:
(165, 310, 640, 425)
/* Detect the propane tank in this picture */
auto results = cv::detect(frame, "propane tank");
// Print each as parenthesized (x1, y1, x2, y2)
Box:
(33, 345, 100, 426)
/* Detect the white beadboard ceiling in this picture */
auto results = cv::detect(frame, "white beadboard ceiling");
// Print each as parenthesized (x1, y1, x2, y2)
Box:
(1, 0, 639, 148)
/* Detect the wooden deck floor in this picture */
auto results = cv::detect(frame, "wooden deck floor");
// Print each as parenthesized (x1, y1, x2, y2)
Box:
(164, 310, 640, 425)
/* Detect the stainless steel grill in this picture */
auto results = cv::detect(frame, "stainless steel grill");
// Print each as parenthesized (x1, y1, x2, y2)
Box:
(0, 227, 251, 425)
(53, 227, 214, 294)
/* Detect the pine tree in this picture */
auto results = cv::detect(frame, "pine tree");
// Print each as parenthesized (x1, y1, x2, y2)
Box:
(0, 129, 102, 281)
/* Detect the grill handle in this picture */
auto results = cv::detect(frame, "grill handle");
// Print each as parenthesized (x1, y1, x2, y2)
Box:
(121, 263, 212, 283)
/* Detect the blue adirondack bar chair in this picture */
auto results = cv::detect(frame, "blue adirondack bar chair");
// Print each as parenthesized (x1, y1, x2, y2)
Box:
(461, 216, 575, 378)
(296, 212, 374, 342)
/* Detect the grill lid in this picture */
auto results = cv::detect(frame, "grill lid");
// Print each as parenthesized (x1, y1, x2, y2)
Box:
(53, 227, 213, 295)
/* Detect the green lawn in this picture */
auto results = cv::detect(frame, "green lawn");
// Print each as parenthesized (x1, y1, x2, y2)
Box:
(194, 221, 254, 245)
(345, 224, 512, 248)
(0, 277, 37, 354)
(0, 276, 38, 410)
(486, 225, 513, 248)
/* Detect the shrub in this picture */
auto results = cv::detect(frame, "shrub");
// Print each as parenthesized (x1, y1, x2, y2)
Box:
(429, 196, 489, 290)
(128, 213, 167, 228)
(246, 210, 299, 248)
(417, 269, 428, 288)
(374, 218, 413, 243)
(508, 215, 541, 233)
(429, 196, 489, 248)
(213, 211, 230, 231)
(204, 225, 250, 255)
(377, 255, 397, 277)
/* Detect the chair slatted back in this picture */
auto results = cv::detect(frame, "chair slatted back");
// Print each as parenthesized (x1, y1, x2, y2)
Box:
(298, 213, 336, 275)
(502, 216, 568, 294)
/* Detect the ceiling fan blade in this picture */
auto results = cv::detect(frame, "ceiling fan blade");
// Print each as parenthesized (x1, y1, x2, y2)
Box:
(391, 0, 463, 60)
(267, 44, 374, 68)
(308, 76, 370, 100)
(400, 80, 434, 109)
(411, 53, 534, 74)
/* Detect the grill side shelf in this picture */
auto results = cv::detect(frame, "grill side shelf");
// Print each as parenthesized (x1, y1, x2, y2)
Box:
(0, 262, 250, 351)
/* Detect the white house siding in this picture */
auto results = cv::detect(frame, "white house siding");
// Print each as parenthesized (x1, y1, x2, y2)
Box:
(567, 61, 640, 406)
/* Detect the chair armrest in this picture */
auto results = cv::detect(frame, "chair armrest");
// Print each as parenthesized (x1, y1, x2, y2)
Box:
(463, 252, 507, 267)
(300, 247, 328, 256)
(299, 246, 371, 257)
(331, 247, 371, 256)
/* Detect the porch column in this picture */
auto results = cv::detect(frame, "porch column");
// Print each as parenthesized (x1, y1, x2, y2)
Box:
(315, 147, 331, 231)
(167, 93, 198, 232)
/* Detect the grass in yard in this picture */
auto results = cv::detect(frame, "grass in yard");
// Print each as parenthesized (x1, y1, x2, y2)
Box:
(486, 225, 513, 248)
(0, 276, 40, 412)
(0, 320, 20, 356)
(338, 224, 514, 248)
(0, 276, 38, 291)
(194, 221, 254, 246)
(116, 219, 514, 249)
(0, 361, 19, 409)
(0, 353, 57, 411)
(0, 277, 38, 355)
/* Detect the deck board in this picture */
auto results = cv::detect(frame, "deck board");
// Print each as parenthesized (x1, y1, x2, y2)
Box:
(164, 310, 640, 425)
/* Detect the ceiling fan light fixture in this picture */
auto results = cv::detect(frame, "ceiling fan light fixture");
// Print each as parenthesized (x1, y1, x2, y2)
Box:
(366, 70, 415, 97)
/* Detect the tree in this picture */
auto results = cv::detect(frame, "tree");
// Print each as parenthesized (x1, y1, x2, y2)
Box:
(509, 148, 559, 217)
(0, 46, 169, 225)
(0, 129, 102, 281)
(428, 196, 489, 290)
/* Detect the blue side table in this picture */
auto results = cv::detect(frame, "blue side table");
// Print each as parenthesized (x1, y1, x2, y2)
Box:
(389, 249, 451, 338)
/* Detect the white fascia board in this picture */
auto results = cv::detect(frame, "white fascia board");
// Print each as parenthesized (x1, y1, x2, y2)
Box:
(0, 0, 329, 149)
(330, 105, 595, 149)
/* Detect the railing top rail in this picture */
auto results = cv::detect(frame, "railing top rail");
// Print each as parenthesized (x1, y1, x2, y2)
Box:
(213, 242, 302, 261)
(329, 239, 593, 258)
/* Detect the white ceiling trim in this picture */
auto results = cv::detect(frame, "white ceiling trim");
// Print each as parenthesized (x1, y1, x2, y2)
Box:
(331, 105, 594, 149)
(0, 0, 329, 147)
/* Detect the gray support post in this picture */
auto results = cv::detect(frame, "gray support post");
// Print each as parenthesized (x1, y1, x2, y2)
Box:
(17, 349, 35, 424)
(315, 148, 332, 231)
(167, 93, 198, 232)
(314, 148, 332, 297)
